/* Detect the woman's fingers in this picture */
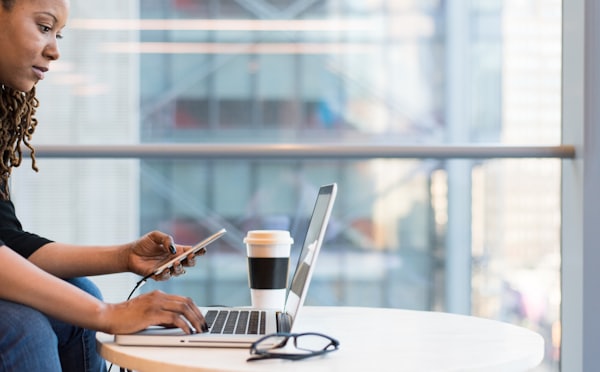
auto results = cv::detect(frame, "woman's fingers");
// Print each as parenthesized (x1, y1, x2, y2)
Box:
(151, 260, 189, 281)
(128, 291, 207, 334)
(145, 231, 177, 254)
(180, 247, 204, 268)
(184, 254, 196, 267)
(153, 293, 206, 333)
(154, 269, 171, 281)
(172, 263, 185, 276)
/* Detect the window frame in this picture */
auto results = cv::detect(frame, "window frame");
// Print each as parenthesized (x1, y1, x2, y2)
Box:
(562, 0, 596, 371)
(27, 0, 595, 368)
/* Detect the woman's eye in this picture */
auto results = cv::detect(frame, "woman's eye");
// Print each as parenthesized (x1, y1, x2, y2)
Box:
(39, 25, 51, 33)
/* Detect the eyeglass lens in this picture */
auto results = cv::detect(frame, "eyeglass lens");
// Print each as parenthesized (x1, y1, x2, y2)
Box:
(293, 333, 335, 352)
(253, 333, 337, 355)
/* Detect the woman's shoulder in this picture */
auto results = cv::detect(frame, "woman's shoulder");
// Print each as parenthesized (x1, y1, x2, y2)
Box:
(0, 197, 20, 228)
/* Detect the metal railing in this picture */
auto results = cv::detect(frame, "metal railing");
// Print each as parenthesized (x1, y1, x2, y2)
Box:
(32, 144, 576, 159)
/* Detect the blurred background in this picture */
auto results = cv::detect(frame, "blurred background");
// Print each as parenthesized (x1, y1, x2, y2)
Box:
(11, 1, 562, 370)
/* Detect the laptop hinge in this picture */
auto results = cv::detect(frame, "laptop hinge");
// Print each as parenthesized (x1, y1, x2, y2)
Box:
(276, 312, 292, 333)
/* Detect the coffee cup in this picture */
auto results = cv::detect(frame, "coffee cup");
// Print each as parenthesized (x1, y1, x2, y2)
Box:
(244, 230, 293, 310)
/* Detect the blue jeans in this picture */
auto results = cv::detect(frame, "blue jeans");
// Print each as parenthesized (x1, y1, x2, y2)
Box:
(0, 277, 107, 372)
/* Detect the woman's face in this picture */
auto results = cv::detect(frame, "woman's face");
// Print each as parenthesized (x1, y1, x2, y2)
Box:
(0, 0, 69, 92)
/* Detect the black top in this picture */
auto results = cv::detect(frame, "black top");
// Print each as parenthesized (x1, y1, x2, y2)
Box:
(0, 198, 53, 258)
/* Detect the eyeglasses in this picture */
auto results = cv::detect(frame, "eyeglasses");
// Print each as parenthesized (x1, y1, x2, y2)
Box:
(247, 332, 340, 362)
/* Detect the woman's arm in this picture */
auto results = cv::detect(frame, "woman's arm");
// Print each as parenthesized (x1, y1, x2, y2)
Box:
(2, 245, 108, 327)
(1, 245, 206, 334)
(28, 241, 130, 277)
(28, 230, 194, 279)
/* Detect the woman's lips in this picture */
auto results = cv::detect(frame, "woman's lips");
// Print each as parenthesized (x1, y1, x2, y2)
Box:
(33, 66, 48, 80)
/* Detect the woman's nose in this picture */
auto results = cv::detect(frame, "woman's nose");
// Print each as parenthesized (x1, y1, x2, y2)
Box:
(43, 39, 61, 61)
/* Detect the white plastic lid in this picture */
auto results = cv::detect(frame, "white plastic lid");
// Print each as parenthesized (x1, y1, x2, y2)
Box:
(243, 230, 294, 245)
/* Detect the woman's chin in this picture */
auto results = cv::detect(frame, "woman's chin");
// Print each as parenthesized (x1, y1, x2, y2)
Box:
(2, 81, 35, 94)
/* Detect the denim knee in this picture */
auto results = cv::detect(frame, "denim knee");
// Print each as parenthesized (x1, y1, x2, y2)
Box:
(0, 300, 62, 371)
(0, 278, 107, 372)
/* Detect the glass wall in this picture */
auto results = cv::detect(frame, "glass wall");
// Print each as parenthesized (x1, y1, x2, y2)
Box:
(10, 1, 561, 370)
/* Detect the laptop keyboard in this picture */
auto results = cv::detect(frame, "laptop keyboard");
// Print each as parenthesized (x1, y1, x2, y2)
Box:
(205, 310, 267, 335)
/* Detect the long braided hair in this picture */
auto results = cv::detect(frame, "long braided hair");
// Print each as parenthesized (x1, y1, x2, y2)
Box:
(0, 87, 40, 200)
(0, 0, 41, 200)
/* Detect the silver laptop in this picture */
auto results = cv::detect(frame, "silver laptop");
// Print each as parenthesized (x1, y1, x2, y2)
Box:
(115, 183, 337, 347)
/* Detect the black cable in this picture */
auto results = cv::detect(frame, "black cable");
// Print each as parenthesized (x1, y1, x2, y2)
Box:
(127, 275, 151, 300)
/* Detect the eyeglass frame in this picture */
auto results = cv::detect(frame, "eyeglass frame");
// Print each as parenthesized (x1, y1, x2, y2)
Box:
(247, 332, 340, 362)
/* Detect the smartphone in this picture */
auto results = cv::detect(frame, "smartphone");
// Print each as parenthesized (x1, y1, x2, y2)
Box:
(153, 228, 227, 276)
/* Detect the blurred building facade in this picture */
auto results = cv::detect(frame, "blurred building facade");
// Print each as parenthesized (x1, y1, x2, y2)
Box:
(11, 1, 561, 370)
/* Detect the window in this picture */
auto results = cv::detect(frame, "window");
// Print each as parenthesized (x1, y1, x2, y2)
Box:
(11, 1, 566, 370)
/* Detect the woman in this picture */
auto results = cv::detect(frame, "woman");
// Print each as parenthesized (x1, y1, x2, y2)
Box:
(0, 0, 208, 370)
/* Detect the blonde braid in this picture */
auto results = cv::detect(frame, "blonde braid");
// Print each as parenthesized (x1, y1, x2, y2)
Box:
(0, 85, 40, 200)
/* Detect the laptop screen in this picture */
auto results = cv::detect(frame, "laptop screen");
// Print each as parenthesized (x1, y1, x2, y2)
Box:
(284, 183, 337, 321)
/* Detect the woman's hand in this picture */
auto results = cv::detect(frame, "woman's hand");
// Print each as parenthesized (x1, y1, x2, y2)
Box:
(124, 231, 199, 281)
(101, 290, 208, 335)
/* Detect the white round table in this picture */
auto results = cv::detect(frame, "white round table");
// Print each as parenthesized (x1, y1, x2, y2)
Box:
(97, 306, 544, 372)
